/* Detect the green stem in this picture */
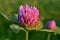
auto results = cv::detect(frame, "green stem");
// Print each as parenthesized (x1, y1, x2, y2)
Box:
(26, 31, 28, 40)
(47, 33, 51, 40)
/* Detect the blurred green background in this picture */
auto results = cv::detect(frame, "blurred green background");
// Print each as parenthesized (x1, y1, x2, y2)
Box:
(0, 0, 60, 40)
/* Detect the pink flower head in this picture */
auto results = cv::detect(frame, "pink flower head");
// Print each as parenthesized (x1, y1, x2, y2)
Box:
(18, 5, 39, 27)
(46, 20, 56, 29)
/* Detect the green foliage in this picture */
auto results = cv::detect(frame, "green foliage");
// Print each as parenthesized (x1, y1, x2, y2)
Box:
(0, 0, 60, 40)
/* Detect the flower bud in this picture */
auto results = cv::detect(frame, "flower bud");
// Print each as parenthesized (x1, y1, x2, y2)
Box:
(46, 20, 56, 30)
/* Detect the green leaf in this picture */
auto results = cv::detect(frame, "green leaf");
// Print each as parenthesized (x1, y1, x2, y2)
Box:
(39, 27, 60, 35)
(40, 29, 55, 32)
(10, 24, 26, 33)
(13, 14, 18, 20)
(0, 12, 18, 23)
(54, 27, 60, 35)
(0, 12, 26, 30)
(0, 12, 10, 21)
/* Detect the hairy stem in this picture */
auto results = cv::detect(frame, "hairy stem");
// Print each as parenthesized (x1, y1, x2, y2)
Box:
(47, 33, 51, 40)
(26, 31, 28, 40)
